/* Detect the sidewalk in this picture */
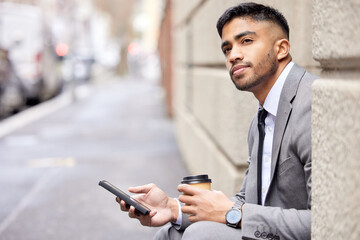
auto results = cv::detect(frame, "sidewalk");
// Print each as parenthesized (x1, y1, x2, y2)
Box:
(0, 75, 188, 239)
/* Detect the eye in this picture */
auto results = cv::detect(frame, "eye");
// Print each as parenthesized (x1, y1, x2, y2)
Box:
(242, 38, 253, 44)
(222, 47, 231, 55)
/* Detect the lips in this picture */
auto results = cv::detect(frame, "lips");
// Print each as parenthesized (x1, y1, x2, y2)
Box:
(231, 64, 249, 76)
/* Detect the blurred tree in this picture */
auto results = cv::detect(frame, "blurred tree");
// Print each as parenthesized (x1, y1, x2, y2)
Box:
(93, 0, 137, 75)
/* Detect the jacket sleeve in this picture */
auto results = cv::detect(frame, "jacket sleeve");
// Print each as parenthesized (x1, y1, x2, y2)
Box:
(172, 202, 192, 231)
(241, 205, 310, 240)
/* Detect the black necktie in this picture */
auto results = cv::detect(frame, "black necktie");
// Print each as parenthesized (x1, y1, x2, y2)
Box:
(257, 108, 267, 205)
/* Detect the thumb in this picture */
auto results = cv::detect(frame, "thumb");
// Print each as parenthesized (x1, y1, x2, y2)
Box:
(149, 209, 158, 218)
(128, 183, 156, 194)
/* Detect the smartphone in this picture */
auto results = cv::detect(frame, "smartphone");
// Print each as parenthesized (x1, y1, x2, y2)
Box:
(98, 180, 150, 215)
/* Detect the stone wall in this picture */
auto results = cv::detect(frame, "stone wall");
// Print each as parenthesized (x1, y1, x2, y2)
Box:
(311, 0, 360, 239)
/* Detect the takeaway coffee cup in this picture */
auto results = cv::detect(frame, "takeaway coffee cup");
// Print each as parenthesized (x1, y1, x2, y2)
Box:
(181, 174, 212, 190)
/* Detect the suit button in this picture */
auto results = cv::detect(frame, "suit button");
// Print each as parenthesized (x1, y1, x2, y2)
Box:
(261, 232, 267, 238)
(267, 233, 274, 239)
(254, 231, 261, 238)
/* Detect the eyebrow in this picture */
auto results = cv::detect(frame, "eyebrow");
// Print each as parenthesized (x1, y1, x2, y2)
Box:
(221, 31, 257, 49)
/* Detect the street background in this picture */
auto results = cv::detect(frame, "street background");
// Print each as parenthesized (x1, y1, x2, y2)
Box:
(0, 0, 181, 238)
(0, 73, 188, 239)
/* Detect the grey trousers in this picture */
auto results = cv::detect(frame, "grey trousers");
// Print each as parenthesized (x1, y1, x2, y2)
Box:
(153, 221, 242, 240)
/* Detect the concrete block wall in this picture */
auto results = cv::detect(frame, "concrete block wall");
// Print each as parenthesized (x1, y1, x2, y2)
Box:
(311, 0, 360, 239)
(312, 80, 360, 240)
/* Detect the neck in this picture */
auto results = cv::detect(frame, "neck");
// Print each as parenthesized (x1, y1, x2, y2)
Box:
(254, 59, 291, 106)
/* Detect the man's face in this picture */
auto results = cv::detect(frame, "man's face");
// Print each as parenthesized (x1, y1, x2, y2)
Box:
(221, 17, 279, 93)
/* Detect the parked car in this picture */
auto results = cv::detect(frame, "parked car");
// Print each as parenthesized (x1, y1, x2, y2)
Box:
(0, 2, 63, 106)
(0, 48, 26, 118)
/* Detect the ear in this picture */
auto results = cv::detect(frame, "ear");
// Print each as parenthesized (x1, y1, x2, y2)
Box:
(275, 39, 290, 61)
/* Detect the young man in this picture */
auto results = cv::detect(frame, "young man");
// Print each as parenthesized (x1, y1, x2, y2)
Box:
(116, 2, 317, 239)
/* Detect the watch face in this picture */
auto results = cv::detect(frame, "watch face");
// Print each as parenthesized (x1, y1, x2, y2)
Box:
(226, 209, 242, 224)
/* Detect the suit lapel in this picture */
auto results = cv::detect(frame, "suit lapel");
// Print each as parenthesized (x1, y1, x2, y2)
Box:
(269, 64, 306, 184)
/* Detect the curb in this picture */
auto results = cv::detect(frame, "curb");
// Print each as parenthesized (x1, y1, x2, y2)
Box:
(0, 85, 92, 138)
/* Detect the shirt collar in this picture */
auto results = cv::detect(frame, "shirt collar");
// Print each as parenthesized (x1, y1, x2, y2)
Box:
(261, 61, 294, 116)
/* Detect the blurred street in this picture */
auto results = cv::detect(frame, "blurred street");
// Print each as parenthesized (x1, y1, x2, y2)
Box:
(0, 74, 188, 239)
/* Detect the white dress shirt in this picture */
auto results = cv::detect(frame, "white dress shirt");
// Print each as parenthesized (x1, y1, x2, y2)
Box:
(260, 61, 294, 205)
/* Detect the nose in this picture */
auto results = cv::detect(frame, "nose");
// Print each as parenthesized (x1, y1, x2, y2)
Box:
(229, 46, 244, 64)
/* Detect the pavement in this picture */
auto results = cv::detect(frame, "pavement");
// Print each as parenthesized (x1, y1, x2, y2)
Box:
(0, 74, 188, 240)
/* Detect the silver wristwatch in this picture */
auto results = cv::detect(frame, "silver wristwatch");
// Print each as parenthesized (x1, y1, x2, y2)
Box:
(225, 203, 244, 228)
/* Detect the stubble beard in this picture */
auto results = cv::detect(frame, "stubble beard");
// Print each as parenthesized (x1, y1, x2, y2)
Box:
(230, 49, 278, 92)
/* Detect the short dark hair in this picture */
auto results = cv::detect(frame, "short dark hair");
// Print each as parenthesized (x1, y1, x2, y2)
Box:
(216, 2, 289, 39)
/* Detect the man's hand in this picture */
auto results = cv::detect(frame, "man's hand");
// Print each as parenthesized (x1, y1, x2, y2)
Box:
(116, 183, 178, 227)
(178, 184, 234, 223)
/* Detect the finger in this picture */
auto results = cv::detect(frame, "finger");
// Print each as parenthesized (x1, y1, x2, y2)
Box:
(177, 184, 201, 196)
(128, 183, 156, 194)
(129, 205, 154, 224)
(137, 212, 153, 226)
(149, 209, 157, 218)
(181, 204, 196, 216)
(128, 206, 156, 227)
(116, 197, 129, 204)
(119, 200, 130, 212)
(128, 206, 139, 219)
(178, 194, 197, 206)
(116, 197, 130, 207)
(188, 214, 198, 223)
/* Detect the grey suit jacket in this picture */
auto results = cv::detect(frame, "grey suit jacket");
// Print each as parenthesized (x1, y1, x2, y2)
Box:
(237, 63, 317, 240)
(176, 64, 318, 240)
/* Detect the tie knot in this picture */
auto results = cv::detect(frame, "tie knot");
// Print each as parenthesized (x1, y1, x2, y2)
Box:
(258, 109, 268, 124)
